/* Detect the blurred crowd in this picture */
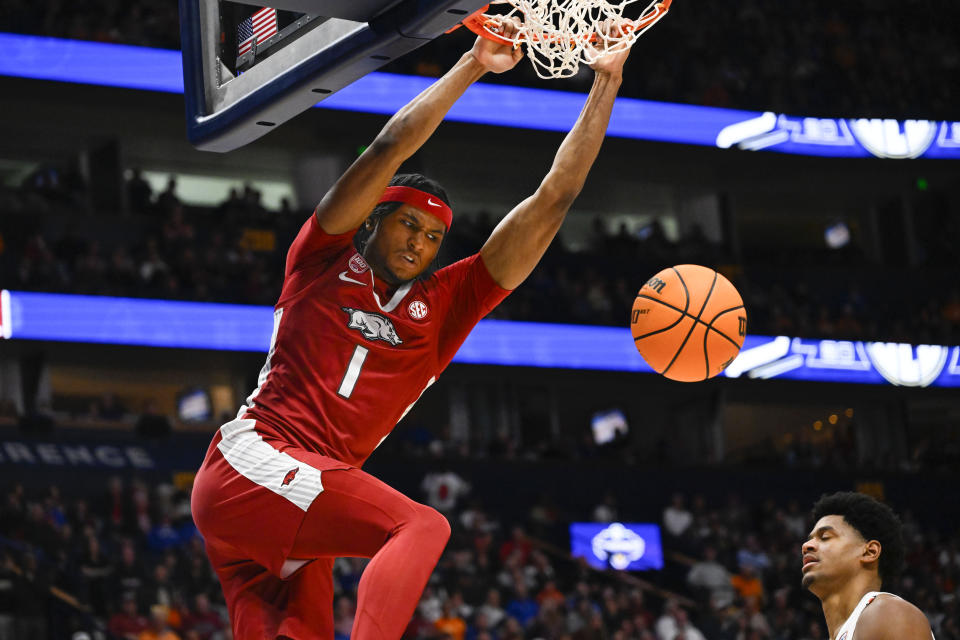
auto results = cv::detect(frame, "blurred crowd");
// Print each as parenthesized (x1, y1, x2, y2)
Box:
(1, 479, 217, 640)
(3, 0, 958, 118)
(2, 474, 960, 640)
(2, 169, 958, 346)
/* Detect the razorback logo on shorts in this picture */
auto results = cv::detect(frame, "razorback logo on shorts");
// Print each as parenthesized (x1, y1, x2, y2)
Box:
(341, 307, 403, 346)
(349, 253, 369, 274)
(281, 467, 299, 487)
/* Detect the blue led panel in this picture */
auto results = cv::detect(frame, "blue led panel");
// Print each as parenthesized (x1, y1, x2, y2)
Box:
(0, 33, 185, 92)
(2, 32, 958, 159)
(2, 290, 274, 351)
(570, 522, 664, 571)
(3, 290, 959, 387)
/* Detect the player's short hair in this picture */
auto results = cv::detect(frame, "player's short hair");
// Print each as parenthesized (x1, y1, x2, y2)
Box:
(811, 492, 904, 584)
(355, 173, 450, 277)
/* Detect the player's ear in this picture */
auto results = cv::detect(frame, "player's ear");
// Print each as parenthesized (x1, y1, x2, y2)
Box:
(862, 539, 882, 566)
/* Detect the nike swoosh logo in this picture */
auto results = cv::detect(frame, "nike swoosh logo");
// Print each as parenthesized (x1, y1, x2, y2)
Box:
(338, 271, 365, 286)
(426, 198, 442, 208)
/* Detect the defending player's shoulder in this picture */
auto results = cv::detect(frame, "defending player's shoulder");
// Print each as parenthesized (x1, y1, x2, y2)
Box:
(854, 594, 932, 640)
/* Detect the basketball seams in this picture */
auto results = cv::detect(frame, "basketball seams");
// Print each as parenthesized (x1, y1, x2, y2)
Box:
(670, 266, 691, 315)
(635, 294, 687, 317)
(633, 312, 685, 341)
(632, 270, 689, 347)
(701, 319, 711, 381)
(704, 306, 746, 349)
(702, 306, 745, 380)
(634, 294, 743, 345)
(662, 270, 717, 377)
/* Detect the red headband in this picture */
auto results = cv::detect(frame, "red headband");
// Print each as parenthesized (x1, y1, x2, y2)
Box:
(378, 186, 452, 230)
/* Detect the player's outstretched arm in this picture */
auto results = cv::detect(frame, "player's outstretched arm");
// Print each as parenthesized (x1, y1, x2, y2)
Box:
(479, 34, 629, 290)
(855, 596, 933, 639)
(314, 23, 523, 235)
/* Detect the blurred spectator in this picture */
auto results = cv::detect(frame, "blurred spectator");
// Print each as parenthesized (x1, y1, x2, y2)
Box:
(147, 517, 181, 553)
(136, 400, 173, 438)
(180, 593, 225, 640)
(741, 595, 772, 638)
(111, 540, 147, 602)
(435, 600, 468, 640)
(0, 555, 14, 640)
(663, 494, 693, 539)
(156, 178, 180, 214)
(12, 553, 49, 640)
(108, 593, 149, 640)
(477, 588, 506, 629)
(126, 169, 153, 213)
(592, 492, 618, 523)
(465, 609, 497, 640)
(78, 536, 112, 615)
(505, 583, 538, 627)
(143, 565, 176, 611)
(736, 534, 771, 574)
(139, 604, 180, 640)
(731, 564, 764, 603)
(686, 546, 735, 608)
(92, 393, 128, 421)
(422, 469, 471, 514)
(499, 527, 532, 566)
(334, 596, 355, 640)
(536, 580, 565, 608)
(655, 602, 706, 640)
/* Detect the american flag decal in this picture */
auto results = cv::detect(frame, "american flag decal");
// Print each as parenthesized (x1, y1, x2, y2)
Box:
(237, 7, 278, 56)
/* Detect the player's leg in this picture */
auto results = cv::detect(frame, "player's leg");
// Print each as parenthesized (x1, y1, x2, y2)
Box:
(276, 557, 337, 639)
(289, 468, 451, 640)
(207, 542, 335, 640)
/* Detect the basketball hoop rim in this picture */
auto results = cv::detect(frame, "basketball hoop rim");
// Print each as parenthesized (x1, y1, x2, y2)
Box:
(457, 0, 673, 46)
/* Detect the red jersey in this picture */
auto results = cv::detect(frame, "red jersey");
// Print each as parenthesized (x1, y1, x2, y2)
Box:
(239, 213, 510, 467)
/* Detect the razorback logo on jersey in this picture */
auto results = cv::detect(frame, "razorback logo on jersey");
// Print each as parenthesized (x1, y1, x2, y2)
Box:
(341, 307, 403, 346)
(281, 467, 299, 487)
(349, 253, 369, 274)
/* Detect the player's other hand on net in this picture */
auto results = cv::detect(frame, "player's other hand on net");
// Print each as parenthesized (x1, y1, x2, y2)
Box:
(470, 17, 524, 74)
(587, 19, 632, 78)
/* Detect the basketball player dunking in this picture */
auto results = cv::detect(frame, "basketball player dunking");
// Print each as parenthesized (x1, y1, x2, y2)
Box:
(802, 492, 934, 640)
(191, 19, 633, 640)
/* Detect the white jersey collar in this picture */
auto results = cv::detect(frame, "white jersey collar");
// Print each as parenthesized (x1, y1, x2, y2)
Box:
(368, 269, 413, 313)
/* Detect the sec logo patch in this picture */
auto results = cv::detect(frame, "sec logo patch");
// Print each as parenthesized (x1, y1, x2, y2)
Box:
(407, 300, 429, 320)
(349, 254, 369, 274)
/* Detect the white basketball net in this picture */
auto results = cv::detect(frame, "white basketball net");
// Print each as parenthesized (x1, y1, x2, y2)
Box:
(481, 0, 669, 79)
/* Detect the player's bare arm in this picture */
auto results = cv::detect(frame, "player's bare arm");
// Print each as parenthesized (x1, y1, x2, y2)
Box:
(480, 27, 630, 290)
(852, 596, 933, 640)
(314, 21, 524, 235)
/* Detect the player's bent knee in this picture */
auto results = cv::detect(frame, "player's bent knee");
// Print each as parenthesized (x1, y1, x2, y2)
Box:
(413, 505, 451, 547)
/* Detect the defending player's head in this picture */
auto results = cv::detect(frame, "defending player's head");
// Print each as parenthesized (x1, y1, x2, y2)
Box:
(356, 173, 451, 285)
(802, 492, 904, 598)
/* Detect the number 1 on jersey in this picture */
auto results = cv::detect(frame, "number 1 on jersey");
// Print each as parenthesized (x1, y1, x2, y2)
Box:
(337, 345, 369, 398)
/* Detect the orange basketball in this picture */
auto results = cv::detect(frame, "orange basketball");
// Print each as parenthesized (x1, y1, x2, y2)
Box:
(631, 264, 747, 382)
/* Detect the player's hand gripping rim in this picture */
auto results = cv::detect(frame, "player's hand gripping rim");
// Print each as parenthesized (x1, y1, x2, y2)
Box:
(586, 19, 633, 78)
(470, 16, 524, 74)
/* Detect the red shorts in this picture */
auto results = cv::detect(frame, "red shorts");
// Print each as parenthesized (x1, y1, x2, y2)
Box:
(193, 416, 450, 640)
(192, 417, 353, 639)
